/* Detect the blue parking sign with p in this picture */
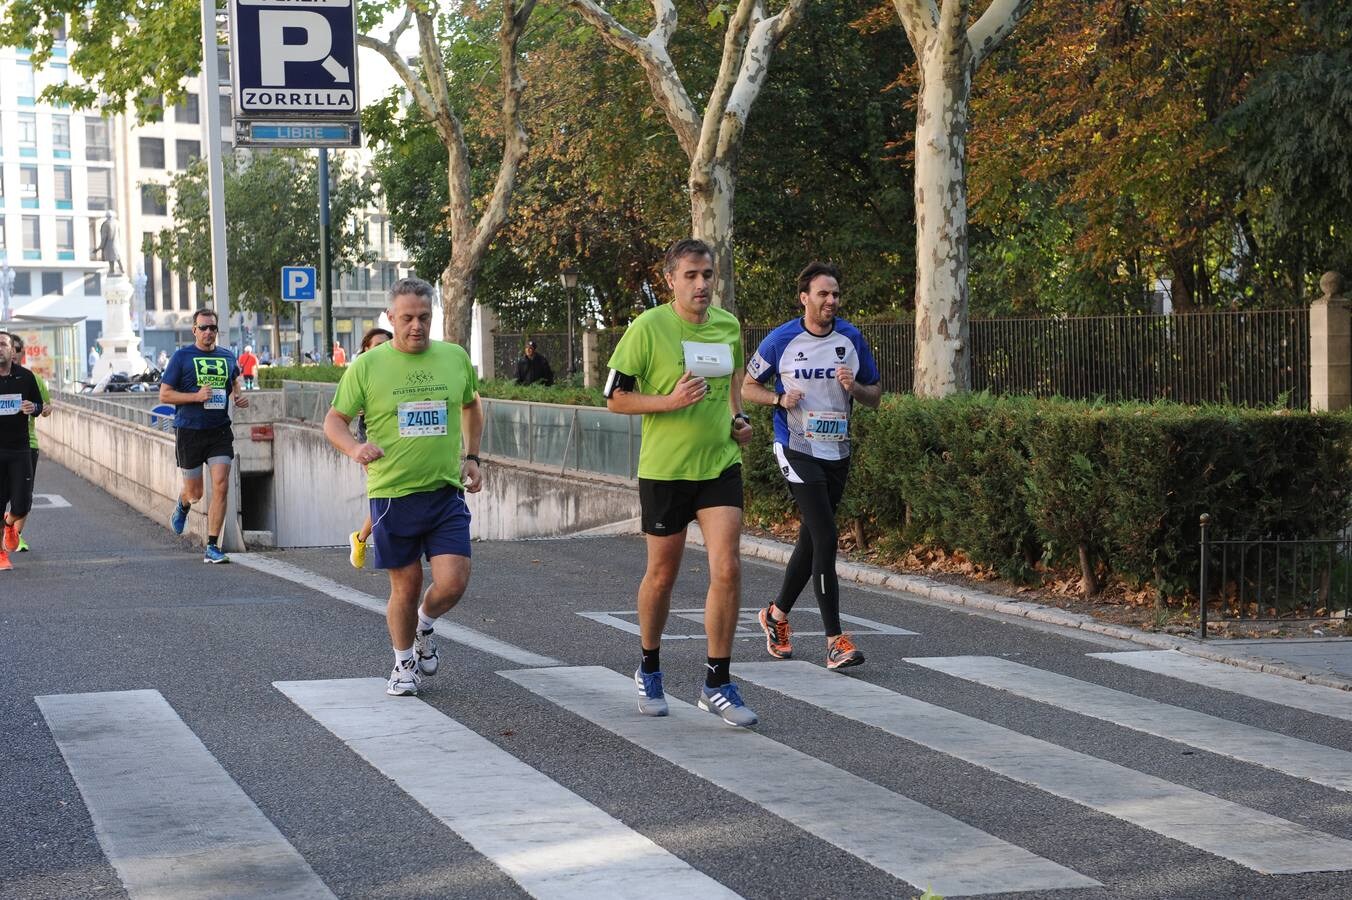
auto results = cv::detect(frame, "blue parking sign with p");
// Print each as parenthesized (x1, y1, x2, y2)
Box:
(282, 266, 316, 301)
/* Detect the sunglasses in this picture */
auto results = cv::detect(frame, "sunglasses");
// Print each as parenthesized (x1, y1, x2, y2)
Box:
(195, 324, 219, 332)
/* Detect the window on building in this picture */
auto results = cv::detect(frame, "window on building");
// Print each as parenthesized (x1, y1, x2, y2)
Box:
(139, 137, 165, 169)
(139, 91, 164, 122)
(55, 217, 74, 257)
(13, 272, 31, 295)
(49, 63, 68, 87)
(17, 62, 36, 100)
(174, 93, 200, 125)
(141, 184, 167, 216)
(0, 217, 5, 252)
(84, 272, 101, 296)
(178, 271, 191, 311)
(163, 258, 177, 310)
(219, 93, 232, 127)
(22, 217, 40, 254)
(176, 139, 200, 169)
(18, 113, 37, 153)
(20, 166, 39, 203)
(42, 271, 64, 295)
(53, 167, 73, 208)
(87, 168, 113, 211)
(52, 114, 71, 155)
(85, 117, 111, 161)
(52, 17, 67, 43)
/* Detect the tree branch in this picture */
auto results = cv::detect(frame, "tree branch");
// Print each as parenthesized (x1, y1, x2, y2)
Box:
(968, 0, 1033, 69)
(714, 0, 808, 162)
(567, 0, 700, 156)
(693, 0, 759, 171)
(891, 0, 940, 57)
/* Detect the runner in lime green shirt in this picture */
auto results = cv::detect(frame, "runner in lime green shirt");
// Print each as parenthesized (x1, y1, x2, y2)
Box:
(325, 278, 484, 698)
(604, 238, 758, 727)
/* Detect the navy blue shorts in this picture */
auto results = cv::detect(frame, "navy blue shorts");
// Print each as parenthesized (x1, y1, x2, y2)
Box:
(369, 484, 472, 569)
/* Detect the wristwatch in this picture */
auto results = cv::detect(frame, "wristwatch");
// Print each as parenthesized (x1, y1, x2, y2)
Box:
(773, 393, 783, 409)
(733, 413, 751, 426)
(464, 453, 482, 464)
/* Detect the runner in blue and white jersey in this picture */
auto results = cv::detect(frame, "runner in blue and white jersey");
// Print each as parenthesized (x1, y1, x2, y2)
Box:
(743, 261, 881, 669)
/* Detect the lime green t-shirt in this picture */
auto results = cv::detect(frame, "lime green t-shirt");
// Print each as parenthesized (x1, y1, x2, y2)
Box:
(29, 374, 50, 449)
(607, 303, 744, 481)
(332, 340, 478, 498)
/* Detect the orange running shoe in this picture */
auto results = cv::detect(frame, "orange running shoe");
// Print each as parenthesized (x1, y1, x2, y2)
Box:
(2, 523, 17, 552)
(0, 549, 12, 571)
(758, 605, 793, 659)
(826, 633, 864, 670)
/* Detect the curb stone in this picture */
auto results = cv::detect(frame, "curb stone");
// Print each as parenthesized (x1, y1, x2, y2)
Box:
(687, 526, 1352, 693)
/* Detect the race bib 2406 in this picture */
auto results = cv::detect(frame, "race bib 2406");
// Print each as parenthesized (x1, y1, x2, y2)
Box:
(398, 400, 448, 437)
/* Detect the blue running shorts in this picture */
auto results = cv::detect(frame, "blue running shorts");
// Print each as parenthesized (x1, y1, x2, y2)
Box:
(369, 484, 472, 569)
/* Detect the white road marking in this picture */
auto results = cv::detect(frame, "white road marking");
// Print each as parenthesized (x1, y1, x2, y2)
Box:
(1091, 649, 1352, 723)
(743, 660, 1352, 876)
(277, 678, 737, 899)
(501, 665, 1097, 897)
(577, 607, 917, 640)
(36, 689, 333, 899)
(910, 654, 1352, 793)
(232, 553, 559, 667)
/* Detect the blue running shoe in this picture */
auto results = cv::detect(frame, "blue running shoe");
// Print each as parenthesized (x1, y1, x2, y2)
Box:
(203, 544, 230, 564)
(698, 682, 758, 727)
(170, 501, 189, 535)
(634, 668, 669, 716)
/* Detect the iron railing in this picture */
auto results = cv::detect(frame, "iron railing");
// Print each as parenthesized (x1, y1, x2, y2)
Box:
(50, 390, 173, 430)
(508, 308, 1310, 407)
(493, 332, 581, 383)
(1198, 514, 1352, 635)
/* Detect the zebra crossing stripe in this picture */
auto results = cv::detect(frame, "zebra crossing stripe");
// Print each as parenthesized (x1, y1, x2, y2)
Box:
(500, 665, 1098, 897)
(35, 690, 333, 900)
(1090, 650, 1352, 723)
(909, 655, 1352, 793)
(741, 660, 1352, 876)
(232, 553, 560, 667)
(275, 678, 738, 900)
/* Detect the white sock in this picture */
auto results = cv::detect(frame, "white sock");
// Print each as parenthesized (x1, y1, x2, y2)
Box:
(394, 647, 416, 668)
(417, 609, 437, 633)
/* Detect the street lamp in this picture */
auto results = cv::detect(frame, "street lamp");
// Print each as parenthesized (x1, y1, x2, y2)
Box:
(559, 266, 578, 378)
(133, 267, 148, 338)
(0, 264, 15, 323)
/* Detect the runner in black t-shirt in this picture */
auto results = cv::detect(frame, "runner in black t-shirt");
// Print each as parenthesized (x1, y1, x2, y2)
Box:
(0, 331, 45, 572)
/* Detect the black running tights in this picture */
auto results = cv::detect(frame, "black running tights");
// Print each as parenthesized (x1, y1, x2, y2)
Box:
(0, 449, 34, 521)
(774, 474, 848, 636)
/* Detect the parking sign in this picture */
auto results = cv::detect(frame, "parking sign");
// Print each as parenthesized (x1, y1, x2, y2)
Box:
(281, 266, 316, 301)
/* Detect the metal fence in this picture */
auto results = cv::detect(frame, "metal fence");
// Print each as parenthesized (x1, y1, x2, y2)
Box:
(1198, 516, 1352, 634)
(51, 390, 173, 430)
(279, 381, 640, 480)
(504, 307, 1310, 407)
(493, 332, 581, 383)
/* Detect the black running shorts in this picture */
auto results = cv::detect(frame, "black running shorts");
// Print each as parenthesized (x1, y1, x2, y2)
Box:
(175, 423, 235, 473)
(639, 464, 743, 537)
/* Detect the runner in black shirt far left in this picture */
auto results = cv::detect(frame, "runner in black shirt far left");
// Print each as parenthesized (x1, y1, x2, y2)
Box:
(0, 331, 45, 572)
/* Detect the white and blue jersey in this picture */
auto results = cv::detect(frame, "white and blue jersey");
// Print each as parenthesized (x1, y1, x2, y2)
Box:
(747, 317, 880, 461)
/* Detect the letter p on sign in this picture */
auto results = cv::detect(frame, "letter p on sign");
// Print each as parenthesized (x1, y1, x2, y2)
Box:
(281, 266, 316, 301)
(258, 10, 333, 86)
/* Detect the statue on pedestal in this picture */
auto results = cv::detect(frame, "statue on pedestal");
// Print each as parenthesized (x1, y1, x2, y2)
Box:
(98, 211, 125, 276)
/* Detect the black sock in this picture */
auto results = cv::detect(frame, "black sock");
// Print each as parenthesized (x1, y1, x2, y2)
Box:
(641, 646, 661, 674)
(705, 656, 731, 689)
(207, 535, 218, 548)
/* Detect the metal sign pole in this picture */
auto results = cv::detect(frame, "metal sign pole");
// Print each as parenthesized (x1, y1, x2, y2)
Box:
(201, 0, 231, 347)
(319, 148, 333, 363)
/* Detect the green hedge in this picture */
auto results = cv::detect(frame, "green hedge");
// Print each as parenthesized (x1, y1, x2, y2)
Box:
(744, 394, 1352, 598)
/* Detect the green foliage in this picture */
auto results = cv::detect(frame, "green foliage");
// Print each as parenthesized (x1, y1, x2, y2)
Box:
(149, 150, 374, 356)
(256, 365, 348, 389)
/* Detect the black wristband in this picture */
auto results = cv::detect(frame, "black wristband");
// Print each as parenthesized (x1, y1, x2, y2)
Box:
(464, 454, 481, 465)
(733, 413, 751, 426)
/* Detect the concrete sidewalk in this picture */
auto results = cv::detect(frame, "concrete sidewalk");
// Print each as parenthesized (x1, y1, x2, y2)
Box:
(691, 527, 1352, 691)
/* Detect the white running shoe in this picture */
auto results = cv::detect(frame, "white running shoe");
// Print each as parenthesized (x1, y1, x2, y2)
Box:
(414, 627, 439, 676)
(386, 659, 422, 696)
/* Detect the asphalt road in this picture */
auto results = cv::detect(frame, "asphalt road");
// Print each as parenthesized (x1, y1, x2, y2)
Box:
(6, 461, 1352, 899)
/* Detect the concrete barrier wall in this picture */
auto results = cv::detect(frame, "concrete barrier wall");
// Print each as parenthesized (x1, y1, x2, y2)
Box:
(38, 404, 641, 550)
(269, 422, 641, 546)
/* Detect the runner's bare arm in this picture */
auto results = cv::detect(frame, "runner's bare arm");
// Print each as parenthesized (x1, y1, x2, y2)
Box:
(232, 375, 249, 409)
(324, 407, 383, 465)
(605, 370, 705, 414)
(741, 373, 777, 407)
(159, 382, 211, 405)
(730, 374, 752, 446)
(461, 394, 484, 493)
(837, 368, 881, 409)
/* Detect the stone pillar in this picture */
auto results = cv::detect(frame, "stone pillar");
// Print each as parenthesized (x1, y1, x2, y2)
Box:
(1310, 271, 1350, 411)
(582, 328, 601, 389)
(471, 301, 498, 381)
(91, 275, 151, 383)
